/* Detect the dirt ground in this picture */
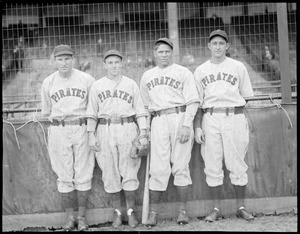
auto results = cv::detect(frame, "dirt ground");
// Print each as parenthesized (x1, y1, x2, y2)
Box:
(19, 211, 297, 232)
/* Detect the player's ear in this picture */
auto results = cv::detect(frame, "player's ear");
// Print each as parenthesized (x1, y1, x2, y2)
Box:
(153, 50, 157, 59)
(226, 43, 230, 50)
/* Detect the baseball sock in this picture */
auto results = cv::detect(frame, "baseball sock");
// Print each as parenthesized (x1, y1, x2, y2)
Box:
(210, 185, 222, 211)
(233, 185, 246, 209)
(124, 190, 136, 213)
(149, 190, 162, 214)
(175, 185, 190, 211)
(111, 192, 122, 214)
(77, 190, 90, 217)
(61, 190, 77, 219)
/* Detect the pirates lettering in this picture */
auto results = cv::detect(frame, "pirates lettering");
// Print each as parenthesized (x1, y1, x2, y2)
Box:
(51, 88, 86, 103)
(97, 89, 133, 104)
(146, 76, 181, 91)
(201, 72, 238, 87)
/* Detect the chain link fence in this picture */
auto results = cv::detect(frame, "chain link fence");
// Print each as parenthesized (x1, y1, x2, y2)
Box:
(2, 2, 297, 120)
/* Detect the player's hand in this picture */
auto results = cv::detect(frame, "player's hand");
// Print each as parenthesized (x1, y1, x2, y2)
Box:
(88, 133, 101, 152)
(194, 127, 205, 144)
(139, 136, 149, 146)
(177, 126, 191, 144)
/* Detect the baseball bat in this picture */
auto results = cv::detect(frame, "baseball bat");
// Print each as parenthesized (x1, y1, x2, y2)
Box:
(141, 146, 150, 224)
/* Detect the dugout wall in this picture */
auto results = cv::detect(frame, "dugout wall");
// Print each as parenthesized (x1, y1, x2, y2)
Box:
(2, 104, 297, 230)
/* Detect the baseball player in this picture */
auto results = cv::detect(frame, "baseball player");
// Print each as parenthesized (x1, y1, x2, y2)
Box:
(193, 29, 255, 222)
(86, 49, 148, 228)
(41, 44, 95, 231)
(140, 38, 200, 226)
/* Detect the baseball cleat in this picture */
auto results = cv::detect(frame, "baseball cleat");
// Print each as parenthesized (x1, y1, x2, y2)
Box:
(205, 209, 221, 222)
(145, 211, 157, 227)
(63, 216, 76, 231)
(77, 216, 88, 231)
(112, 210, 122, 228)
(237, 208, 254, 221)
(128, 210, 139, 228)
(177, 210, 189, 225)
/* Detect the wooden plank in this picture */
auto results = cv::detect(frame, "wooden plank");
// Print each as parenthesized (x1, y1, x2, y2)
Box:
(2, 196, 297, 231)
(276, 3, 292, 103)
(167, 2, 180, 63)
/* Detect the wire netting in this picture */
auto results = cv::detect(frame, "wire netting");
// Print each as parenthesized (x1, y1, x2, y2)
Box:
(2, 2, 297, 120)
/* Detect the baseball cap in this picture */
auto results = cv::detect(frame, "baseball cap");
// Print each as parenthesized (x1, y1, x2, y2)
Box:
(53, 44, 74, 57)
(155, 37, 173, 49)
(103, 49, 123, 60)
(209, 29, 229, 41)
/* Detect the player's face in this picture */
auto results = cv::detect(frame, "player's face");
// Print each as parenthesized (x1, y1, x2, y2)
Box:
(104, 56, 123, 77)
(154, 44, 173, 68)
(55, 55, 74, 75)
(208, 36, 229, 59)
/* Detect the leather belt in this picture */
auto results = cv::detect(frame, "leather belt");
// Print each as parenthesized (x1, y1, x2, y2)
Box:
(152, 105, 186, 117)
(203, 106, 245, 115)
(51, 118, 87, 126)
(97, 116, 135, 125)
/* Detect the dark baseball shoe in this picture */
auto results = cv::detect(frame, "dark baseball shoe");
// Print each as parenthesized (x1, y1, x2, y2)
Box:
(128, 210, 139, 228)
(112, 210, 122, 228)
(177, 210, 189, 225)
(237, 208, 254, 221)
(63, 216, 76, 231)
(205, 209, 221, 222)
(146, 211, 157, 227)
(77, 216, 88, 231)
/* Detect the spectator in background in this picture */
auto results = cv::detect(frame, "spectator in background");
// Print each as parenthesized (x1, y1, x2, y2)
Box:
(144, 58, 156, 68)
(263, 45, 274, 61)
(12, 37, 25, 72)
(42, 41, 48, 58)
(18, 36, 25, 70)
(97, 37, 104, 57)
(12, 44, 21, 72)
(262, 45, 280, 80)
(210, 14, 224, 27)
(18, 20, 23, 29)
(182, 51, 195, 66)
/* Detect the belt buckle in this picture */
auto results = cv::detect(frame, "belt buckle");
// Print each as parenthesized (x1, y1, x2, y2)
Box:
(52, 119, 59, 126)
(110, 116, 119, 124)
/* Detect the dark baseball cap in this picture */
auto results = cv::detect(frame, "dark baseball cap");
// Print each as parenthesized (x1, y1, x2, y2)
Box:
(53, 44, 74, 57)
(209, 29, 228, 41)
(155, 37, 173, 49)
(103, 49, 123, 60)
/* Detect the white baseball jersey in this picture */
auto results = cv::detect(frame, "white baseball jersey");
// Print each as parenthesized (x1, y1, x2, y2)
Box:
(86, 75, 147, 193)
(41, 68, 95, 121)
(86, 76, 147, 121)
(194, 57, 254, 108)
(140, 63, 199, 111)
